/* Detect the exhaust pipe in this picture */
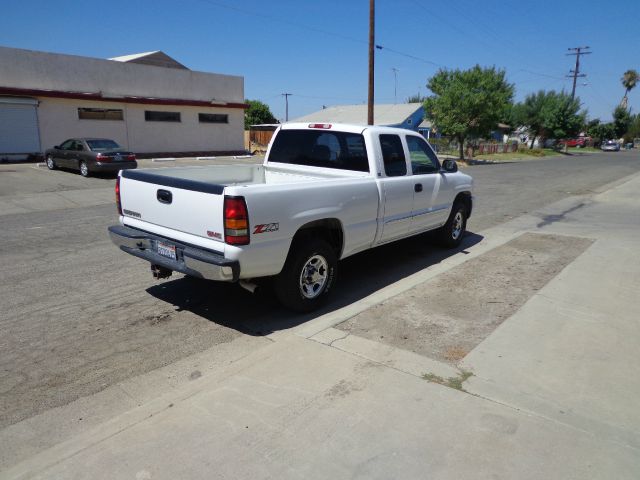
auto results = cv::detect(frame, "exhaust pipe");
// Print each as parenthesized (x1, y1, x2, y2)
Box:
(239, 280, 259, 294)
(151, 264, 173, 279)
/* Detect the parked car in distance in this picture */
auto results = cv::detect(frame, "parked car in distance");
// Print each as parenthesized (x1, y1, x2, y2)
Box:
(45, 138, 137, 177)
(558, 137, 590, 148)
(601, 140, 620, 152)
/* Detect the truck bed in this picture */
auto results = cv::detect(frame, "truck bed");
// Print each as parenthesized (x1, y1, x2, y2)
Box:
(123, 164, 365, 190)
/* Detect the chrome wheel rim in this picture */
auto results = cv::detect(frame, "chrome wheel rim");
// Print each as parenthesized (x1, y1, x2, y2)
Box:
(46, 156, 53, 169)
(451, 211, 464, 240)
(80, 163, 88, 176)
(299, 254, 329, 299)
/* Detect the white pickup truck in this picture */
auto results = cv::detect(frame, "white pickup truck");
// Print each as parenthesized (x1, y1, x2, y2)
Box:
(108, 123, 473, 311)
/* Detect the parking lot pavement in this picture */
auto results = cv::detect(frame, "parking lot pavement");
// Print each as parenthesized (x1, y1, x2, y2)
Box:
(0, 156, 262, 217)
(4, 171, 640, 478)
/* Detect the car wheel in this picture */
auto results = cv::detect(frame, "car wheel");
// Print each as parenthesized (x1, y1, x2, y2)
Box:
(435, 202, 467, 248)
(46, 155, 56, 170)
(79, 161, 90, 177)
(274, 237, 337, 312)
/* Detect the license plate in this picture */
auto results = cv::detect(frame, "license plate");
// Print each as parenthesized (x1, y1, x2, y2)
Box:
(156, 241, 176, 260)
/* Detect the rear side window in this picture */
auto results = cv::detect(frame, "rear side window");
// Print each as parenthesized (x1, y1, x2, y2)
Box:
(269, 130, 369, 172)
(379, 134, 406, 177)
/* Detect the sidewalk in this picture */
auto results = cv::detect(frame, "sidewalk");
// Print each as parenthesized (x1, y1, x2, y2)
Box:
(3, 175, 640, 479)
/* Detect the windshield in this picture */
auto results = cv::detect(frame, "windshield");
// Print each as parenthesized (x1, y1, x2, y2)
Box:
(269, 130, 369, 172)
(87, 139, 122, 151)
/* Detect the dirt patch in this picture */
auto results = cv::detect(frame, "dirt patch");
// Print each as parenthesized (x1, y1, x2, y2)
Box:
(337, 233, 594, 365)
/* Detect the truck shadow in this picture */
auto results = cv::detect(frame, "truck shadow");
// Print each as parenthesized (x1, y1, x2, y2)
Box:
(146, 231, 484, 336)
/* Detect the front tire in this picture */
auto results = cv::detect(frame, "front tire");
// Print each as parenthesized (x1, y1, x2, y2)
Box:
(274, 237, 337, 312)
(46, 155, 56, 170)
(79, 161, 90, 177)
(435, 202, 467, 248)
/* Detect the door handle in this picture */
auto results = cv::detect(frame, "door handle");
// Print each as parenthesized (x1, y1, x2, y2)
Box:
(157, 189, 173, 204)
(414, 183, 423, 192)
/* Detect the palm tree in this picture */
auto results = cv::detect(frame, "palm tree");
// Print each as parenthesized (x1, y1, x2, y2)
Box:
(620, 69, 639, 108)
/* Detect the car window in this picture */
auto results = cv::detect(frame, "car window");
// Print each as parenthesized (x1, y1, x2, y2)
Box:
(72, 141, 84, 151)
(407, 136, 440, 174)
(379, 134, 406, 177)
(269, 130, 369, 172)
(86, 139, 121, 151)
(59, 139, 75, 150)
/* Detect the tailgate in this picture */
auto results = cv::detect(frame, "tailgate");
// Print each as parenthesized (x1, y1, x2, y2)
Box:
(118, 170, 226, 246)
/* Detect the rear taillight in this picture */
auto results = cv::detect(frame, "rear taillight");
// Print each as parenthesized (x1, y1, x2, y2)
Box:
(127, 153, 136, 161)
(96, 153, 112, 162)
(224, 196, 249, 245)
(115, 177, 123, 215)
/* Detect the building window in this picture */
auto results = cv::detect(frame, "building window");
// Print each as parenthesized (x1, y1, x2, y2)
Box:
(78, 108, 123, 120)
(145, 111, 181, 122)
(199, 113, 228, 124)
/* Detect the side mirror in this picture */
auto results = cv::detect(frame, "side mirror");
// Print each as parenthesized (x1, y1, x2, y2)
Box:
(441, 159, 458, 173)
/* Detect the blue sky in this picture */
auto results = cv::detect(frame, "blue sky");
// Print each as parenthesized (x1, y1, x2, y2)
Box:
(1, 0, 637, 122)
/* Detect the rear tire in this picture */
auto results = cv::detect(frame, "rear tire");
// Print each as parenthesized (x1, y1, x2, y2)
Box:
(274, 237, 337, 312)
(435, 202, 467, 248)
(79, 161, 90, 177)
(46, 155, 56, 170)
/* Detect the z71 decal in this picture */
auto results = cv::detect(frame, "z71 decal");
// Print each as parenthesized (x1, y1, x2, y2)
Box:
(253, 223, 279, 234)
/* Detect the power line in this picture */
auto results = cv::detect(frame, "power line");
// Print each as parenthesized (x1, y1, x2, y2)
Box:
(566, 46, 592, 99)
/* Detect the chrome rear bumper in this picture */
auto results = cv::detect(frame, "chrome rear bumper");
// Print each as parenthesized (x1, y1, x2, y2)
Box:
(108, 225, 239, 282)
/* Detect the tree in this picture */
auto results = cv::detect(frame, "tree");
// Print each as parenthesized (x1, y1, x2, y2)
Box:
(515, 90, 583, 148)
(587, 120, 615, 145)
(406, 93, 426, 103)
(424, 65, 514, 160)
(244, 99, 277, 130)
(620, 69, 639, 108)
(541, 92, 585, 141)
(626, 114, 640, 142)
(612, 105, 632, 138)
(516, 91, 550, 148)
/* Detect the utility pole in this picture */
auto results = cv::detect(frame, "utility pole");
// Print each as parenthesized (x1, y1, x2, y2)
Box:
(367, 0, 375, 125)
(282, 93, 292, 122)
(391, 68, 399, 104)
(566, 46, 591, 99)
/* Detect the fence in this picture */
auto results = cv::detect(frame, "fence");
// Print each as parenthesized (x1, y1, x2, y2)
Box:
(429, 139, 519, 157)
(474, 142, 518, 155)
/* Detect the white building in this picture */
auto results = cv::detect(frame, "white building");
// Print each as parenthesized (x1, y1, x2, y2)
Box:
(0, 46, 246, 159)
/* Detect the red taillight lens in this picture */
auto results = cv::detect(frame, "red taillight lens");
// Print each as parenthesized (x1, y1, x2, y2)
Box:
(97, 153, 112, 162)
(127, 154, 136, 161)
(309, 123, 332, 129)
(224, 196, 249, 245)
(115, 177, 123, 215)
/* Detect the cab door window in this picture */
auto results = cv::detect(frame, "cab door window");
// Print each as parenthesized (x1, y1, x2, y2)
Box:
(379, 134, 407, 177)
(407, 136, 440, 174)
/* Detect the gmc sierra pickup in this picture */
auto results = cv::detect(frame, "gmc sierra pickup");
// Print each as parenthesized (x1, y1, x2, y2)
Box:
(109, 123, 473, 311)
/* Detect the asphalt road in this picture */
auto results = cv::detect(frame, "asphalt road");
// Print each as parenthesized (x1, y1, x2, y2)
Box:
(1, 151, 639, 429)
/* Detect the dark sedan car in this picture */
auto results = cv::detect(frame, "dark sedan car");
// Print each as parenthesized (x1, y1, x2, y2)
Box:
(45, 138, 137, 177)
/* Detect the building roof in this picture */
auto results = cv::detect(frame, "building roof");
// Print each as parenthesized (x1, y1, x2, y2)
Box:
(418, 119, 433, 129)
(292, 103, 424, 126)
(0, 46, 244, 105)
(109, 51, 188, 70)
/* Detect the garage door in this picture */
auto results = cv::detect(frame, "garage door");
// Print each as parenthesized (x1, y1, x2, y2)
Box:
(0, 97, 40, 154)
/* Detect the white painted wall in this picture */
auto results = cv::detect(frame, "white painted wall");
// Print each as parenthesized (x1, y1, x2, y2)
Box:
(38, 98, 244, 153)
(0, 46, 243, 103)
